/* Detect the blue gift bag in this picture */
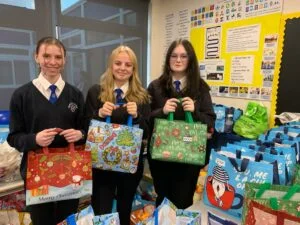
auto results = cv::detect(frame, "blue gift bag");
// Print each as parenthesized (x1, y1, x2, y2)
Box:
(203, 150, 274, 218)
(85, 116, 143, 173)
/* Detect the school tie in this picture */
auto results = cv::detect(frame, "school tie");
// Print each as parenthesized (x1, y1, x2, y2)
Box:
(49, 84, 57, 104)
(174, 80, 181, 93)
(114, 88, 123, 104)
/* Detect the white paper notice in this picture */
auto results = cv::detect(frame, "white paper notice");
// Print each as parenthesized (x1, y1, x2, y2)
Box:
(164, 9, 191, 54)
(226, 24, 261, 52)
(231, 56, 254, 84)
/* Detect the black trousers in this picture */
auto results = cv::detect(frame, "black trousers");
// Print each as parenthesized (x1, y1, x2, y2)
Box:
(148, 157, 201, 209)
(92, 166, 143, 225)
(27, 199, 79, 225)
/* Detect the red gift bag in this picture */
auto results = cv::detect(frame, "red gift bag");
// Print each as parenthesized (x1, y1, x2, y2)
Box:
(26, 143, 92, 205)
(245, 201, 300, 225)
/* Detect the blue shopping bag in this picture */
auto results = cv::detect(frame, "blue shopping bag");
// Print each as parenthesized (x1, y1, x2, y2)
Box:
(203, 150, 274, 218)
(85, 115, 143, 173)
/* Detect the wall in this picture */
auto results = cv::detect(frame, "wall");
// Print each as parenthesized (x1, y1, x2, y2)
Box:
(149, 0, 300, 118)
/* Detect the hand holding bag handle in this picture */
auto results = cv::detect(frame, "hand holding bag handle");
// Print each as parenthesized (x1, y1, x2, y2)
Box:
(105, 102, 133, 126)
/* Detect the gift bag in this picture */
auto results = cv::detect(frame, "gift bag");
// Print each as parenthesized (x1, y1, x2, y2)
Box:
(93, 213, 120, 225)
(26, 143, 92, 206)
(85, 115, 143, 173)
(139, 198, 201, 225)
(203, 150, 274, 218)
(242, 183, 300, 225)
(150, 111, 207, 165)
(233, 102, 268, 139)
(245, 200, 300, 225)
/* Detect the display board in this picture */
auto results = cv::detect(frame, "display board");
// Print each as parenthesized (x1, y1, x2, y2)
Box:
(270, 12, 300, 126)
(190, 0, 283, 103)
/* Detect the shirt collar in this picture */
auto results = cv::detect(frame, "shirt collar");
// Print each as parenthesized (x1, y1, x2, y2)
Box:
(114, 81, 129, 95)
(172, 76, 186, 90)
(37, 73, 65, 91)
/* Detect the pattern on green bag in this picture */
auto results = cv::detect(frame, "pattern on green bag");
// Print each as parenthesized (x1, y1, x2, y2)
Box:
(150, 118, 207, 165)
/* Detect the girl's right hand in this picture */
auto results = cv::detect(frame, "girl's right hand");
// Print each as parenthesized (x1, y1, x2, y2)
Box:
(98, 101, 118, 118)
(163, 98, 180, 115)
(36, 128, 59, 147)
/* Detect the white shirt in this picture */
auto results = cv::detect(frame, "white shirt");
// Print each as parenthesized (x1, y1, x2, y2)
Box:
(32, 73, 65, 100)
(113, 81, 129, 98)
(172, 76, 187, 90)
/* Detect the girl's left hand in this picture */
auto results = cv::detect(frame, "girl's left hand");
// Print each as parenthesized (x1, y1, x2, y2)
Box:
(60, 129, 83, 143)
(125, 102, 138, 118)
(182, 97, 195, 112)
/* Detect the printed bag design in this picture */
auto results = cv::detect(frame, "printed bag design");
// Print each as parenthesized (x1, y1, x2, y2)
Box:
(150, 112, 207, 165)
(203, 150, 274, 218)
(26, 144, 92, 205)
(85, 118, 143, 173)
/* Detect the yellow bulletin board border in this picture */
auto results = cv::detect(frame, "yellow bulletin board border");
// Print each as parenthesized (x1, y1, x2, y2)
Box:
(270, 12, 300, 128)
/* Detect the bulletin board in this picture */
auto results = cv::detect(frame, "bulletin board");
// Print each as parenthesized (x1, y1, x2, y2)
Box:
(270, 12, 300, 127)
(190, 12, 281, 102)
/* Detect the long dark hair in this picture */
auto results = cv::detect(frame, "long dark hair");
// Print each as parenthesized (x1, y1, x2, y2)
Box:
(159, 39, 210, 98)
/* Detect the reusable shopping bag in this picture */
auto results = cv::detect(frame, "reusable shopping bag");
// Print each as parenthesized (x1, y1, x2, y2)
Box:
(213, 104, 242, 133)
(85, 115, 143, 173)
(93, 213, 120, 225)
(138, 198, 201, 225)
(203, 150, 274, 218)
(233, 101, 268, 139)
(26, 143, 92, 206)
(150, 111, 207, 165)
(242, 182, 300, 225)
(245, 200, 300, 225)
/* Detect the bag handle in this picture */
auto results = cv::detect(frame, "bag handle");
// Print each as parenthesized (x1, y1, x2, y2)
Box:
(282, 185, 300, 200)
(228, 157, 249, 172)
(167, 99, 194, 124)
(255, 183, 271, 198)
(154, 208, 159, 225)
(105, 102, 133, 127)
(42, 142, 75, 154)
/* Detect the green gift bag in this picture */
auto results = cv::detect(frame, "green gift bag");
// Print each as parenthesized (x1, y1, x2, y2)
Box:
(233, 102, 268, 139)
(149, 111, 207, 165)
(242, 182, 300, 225)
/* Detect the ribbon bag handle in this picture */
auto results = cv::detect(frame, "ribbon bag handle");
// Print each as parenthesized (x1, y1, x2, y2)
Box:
(228, 157, 249, 172)
(42, 142, 75, 154)
(105, 102, 133, 127)
(167, 98, 194, 123)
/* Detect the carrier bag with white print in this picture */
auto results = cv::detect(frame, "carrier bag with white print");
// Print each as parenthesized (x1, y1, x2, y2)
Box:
(203, 150, 274, 218)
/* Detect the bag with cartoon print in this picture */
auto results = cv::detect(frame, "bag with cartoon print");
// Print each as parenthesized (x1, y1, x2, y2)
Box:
(85, 115, 143, 173)
(203, 149, 274, 218)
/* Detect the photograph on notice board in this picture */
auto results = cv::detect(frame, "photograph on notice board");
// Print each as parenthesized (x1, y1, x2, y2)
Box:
(239, 86, 249, 98)
(260, 87, 272, 100)
(199, 60, 225, 81)
(249, 87, 260, 99)
(229, 87, 239, 97)
(205, 26, 221, 59)
(210, 86, 219, 96)
(219, 86, 229, 96)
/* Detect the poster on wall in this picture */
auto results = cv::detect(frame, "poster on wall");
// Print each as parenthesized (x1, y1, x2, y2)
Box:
(245, 0, 282, 18)
(226, 24, 261, 53)
(199, 60, 225, 81)
(231, 55, 254, 84)
(205, 26, 221, 59)
(164, 9, 191, 55)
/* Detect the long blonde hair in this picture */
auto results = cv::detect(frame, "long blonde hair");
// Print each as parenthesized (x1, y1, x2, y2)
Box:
(99, 45, 150, 104)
